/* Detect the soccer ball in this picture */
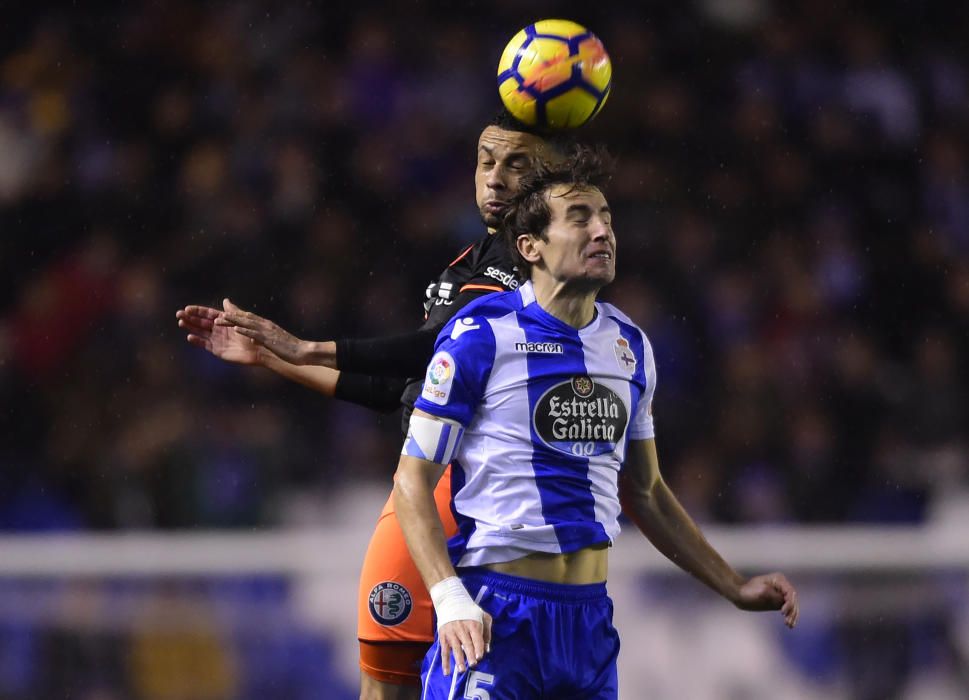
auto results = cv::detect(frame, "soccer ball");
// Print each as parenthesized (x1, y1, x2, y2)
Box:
(497, 19, 612, 129)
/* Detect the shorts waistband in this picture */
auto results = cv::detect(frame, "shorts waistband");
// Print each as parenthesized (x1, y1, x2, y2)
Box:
(457, 568, 607, 603)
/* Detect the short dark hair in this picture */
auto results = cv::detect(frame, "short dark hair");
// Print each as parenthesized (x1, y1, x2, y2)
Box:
(501, 143, 615, 279)
(487, 107, 576, 158)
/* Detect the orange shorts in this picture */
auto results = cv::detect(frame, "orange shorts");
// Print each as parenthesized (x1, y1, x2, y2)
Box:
(358, 466, 457, 685)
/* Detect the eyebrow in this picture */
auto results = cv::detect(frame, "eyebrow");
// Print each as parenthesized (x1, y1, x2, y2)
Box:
(565, 203, 611, 217)
(478, 145, 531, 160)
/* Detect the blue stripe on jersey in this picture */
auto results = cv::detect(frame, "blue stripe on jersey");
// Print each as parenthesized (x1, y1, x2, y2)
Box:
(446, 459, 476, 564)
(520, 311, 607, 552)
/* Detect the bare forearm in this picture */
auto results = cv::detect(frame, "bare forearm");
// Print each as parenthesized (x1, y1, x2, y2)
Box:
(392, 459, 456, 589)
(262, 353, 339, 396)
(302, 340, 338, 369)
(623, 479, 744, 603)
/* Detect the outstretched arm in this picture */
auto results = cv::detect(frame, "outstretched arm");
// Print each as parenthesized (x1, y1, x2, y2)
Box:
(177, 302, 340, 395)
(619, 439, 799, 628)
(218, 288, 493, 378)
(176, 302, 404, 411)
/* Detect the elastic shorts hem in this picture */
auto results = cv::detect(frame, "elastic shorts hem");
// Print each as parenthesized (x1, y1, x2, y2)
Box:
(457, 568, 608, 603)
(359, 639, 429, 686)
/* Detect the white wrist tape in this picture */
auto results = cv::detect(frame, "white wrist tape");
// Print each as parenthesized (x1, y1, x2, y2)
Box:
(429, 576, 483, 630)
(402, 415, 464, 465)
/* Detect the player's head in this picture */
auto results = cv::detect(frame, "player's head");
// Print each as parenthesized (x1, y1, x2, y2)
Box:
(502, 143, 616, 290)
(475, 110, 572, 230)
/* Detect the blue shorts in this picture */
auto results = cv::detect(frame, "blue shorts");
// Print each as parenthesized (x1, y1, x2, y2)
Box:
(420, 569, 620, 699)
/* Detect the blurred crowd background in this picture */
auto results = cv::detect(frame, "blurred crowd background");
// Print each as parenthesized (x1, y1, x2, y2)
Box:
(1, 0, 968, 697)
(3, 0, 967, 531)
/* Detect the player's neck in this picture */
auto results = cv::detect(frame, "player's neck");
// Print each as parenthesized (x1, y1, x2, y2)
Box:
(530, 279, 598, 329)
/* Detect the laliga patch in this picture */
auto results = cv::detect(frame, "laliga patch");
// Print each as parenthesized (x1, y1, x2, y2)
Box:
(368, 581, 413, 626)
(614, 337, 637, 373)
(422, 351, 455, 405)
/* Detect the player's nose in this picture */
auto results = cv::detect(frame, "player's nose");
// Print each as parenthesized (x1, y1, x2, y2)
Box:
(486, 166, 507, 189)
(590, 220, 612, 241)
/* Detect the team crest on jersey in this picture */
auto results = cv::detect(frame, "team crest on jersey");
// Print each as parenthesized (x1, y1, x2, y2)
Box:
(533, 376, 629, 457)
(572, 376, 594, 397)
(614, 338, 637, 373)
(423, 351, 455, 405)
(368, 581, 413, 626)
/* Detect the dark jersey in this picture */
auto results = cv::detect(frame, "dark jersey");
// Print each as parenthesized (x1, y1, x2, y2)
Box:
(334, 230, 519, 425)
(400, 231, 520, 412)
(420, 232, 521, 330)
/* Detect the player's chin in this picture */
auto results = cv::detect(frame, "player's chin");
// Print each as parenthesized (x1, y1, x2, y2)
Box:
(586, 264, 616, 287)
(481, 210, 504, 229)
(576, 269, 615, 292)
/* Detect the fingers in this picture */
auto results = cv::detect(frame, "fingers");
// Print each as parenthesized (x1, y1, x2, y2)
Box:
(217, 299, 265, 332)
(439, 628, 464, 676)
(216, 298, 242, 327)
(780, 587, 799, 628)
(177, 317, 212, 337)
(440, 637, 452, 677)
(482, 611, 493, 654)
(446, 629, 470, 675)
(439, 620, 487, 676)
(179, 306, 221, 320)
(234, 326, 263, 344)
(176, 309, 215, 334)
(185, 334, 210, 351)
(768, 573, 798, 628)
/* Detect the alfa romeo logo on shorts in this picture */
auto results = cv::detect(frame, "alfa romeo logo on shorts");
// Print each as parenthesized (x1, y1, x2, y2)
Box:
(368, 582, 413, 626)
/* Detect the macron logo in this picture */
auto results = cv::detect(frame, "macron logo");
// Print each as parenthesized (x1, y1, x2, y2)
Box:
(451, 317, 480, 340)
(515, 342, 564, 354)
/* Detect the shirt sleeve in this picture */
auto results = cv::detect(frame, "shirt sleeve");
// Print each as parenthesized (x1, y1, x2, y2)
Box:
(335, 329, 438, 377)
(333, 373, 406, 413)
(628, 333, 657, 440)
(413, 313, 497, 426)
(335, 290, 494, 378)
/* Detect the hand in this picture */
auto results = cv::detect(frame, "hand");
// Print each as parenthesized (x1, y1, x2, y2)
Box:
(215, 298, 316, 365)
(176, 304, 266, 366)
(734, 573, 799, 628)
(438, 612, 492, 676)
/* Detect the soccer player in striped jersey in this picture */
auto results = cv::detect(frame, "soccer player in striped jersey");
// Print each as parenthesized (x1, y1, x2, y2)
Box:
(393, 145, 799, 699)
(176, 114, 567, 699)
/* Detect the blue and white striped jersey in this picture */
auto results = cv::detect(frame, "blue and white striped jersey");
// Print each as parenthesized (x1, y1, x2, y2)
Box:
(413, 281, 657, 568)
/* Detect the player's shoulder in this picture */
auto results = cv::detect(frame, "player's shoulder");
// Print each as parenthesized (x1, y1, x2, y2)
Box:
(597, 301, 653, 348)
(436, 287, 523, 353)
(453, 285, 524, 321)
(597, 301, 643, 332)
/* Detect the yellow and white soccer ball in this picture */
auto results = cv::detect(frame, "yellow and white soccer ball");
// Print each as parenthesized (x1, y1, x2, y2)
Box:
(497, 19, 612, 129)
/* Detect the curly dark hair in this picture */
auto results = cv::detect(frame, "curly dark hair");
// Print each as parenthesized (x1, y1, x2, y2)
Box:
(501, 143, 615, 280)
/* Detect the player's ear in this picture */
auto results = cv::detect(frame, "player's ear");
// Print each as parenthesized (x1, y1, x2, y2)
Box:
(517, 234, 542, 264)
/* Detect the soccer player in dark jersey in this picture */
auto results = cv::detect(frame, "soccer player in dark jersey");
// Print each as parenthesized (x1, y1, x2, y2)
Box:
(177, 113, 564, 699)
(393, 146, 798, 699)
